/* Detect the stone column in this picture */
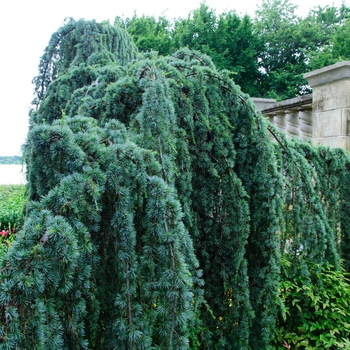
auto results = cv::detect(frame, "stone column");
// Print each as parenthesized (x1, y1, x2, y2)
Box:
(304, 61, 350, 151)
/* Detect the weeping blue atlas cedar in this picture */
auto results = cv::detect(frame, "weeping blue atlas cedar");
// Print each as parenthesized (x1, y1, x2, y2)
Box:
(0, 18, 349, 349)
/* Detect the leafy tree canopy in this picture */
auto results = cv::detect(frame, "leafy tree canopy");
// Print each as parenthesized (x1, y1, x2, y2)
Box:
(307, 5, 350, 69)
(113, 1, 350, 100)
(173, 4, 264, 96)
(116, 4, 264, 97)
(114, 14, 175, 57)
(254, 0, 350, 99)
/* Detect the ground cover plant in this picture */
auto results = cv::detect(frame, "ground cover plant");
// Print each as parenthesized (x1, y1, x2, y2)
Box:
(0, 185, 25, 232)
(0, 185, 25, 257)
(0, 19, 349, 349)
(271, 258, 350, 349)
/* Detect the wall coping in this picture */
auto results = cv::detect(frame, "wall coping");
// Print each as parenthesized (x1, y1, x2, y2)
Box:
(251, 98, 276, 103)
(260, 94, 313, 114)
(251, 97, 276, 111)
(304, 61, 350, 87)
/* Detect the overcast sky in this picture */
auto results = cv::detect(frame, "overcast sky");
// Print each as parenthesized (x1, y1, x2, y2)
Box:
(0, 0, 346, 156)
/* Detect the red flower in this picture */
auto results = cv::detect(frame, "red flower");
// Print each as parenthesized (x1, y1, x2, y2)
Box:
(0, 230, 9, 237)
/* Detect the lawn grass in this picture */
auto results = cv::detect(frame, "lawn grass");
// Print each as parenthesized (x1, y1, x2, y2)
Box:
(0, 184, 26, 231)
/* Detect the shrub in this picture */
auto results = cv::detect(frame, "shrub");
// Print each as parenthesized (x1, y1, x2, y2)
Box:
(0, 184, 25, 231)
(272, 257, 350, 349)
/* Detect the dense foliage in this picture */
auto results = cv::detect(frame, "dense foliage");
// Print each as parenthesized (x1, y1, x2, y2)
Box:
(255, 0, 350, 99)
(115, 4, 264, 96)
(116, 1, 350, 100)
(0, 17, 350, 349)
(272, 258, 350, 349)
(0, 185, 25, 231)
(0, 185, 25, 258)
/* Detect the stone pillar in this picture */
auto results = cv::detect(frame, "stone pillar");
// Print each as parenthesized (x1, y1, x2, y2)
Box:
(304, 61, 350, 151)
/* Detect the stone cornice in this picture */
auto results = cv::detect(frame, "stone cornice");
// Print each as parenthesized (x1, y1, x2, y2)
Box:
(261, 94, 313, 114)
(304, 61, 350, 88)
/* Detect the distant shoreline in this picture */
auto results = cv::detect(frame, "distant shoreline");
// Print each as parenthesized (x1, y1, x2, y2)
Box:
(0, 156, 22, 165)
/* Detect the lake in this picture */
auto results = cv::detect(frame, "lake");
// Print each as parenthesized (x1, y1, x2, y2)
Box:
(0, 164, 26, 185)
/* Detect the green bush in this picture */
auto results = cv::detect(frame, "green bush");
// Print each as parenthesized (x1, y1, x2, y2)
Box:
(272, 257, 350, 349)
(0, 184, 26, 231)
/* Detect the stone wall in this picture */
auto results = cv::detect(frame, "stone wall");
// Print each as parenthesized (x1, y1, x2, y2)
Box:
(253, 61, 350, 152)
(253, 95, 313, 142)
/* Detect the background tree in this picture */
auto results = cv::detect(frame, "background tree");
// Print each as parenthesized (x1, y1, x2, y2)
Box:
(173, 4, 263, 96)
(332, 16, 350, 58)
(307, 6, 350, 69)
(254, 0, 350, 99)
(254, 0, 311, 99)
(116, 4, 264, 97)
(114, 14, 175, 56)
(113, 1, 350, 100)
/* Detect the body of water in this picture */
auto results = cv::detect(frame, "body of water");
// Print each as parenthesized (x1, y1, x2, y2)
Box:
(0, 164, 26, 185)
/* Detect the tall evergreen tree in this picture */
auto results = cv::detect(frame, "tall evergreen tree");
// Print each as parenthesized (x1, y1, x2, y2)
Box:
(0, 17, 349, 350)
